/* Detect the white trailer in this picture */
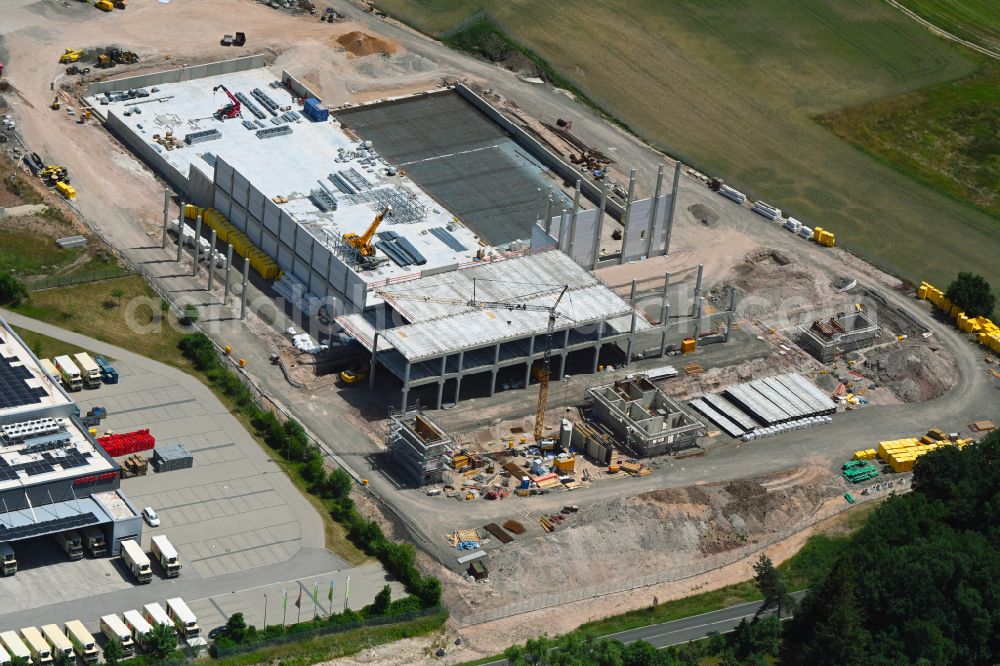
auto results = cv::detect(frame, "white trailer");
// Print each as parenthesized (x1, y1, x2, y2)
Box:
(80, 526, 107, 557)
(142, 602, 172, 629)
(0, 542, 16, 576)
(53, 355, 83, 391)
(64, 620, 99, 664)
(38, 358, 60, 383)
(19, 627, 52, 665)
(120, 538, 152, 583)
(0, 632, 31, 663)
(99, 615, 135, 657)
(54, 530, 84, 560)
(150, 535, 181, 577)
(40, 625, 73, 662)
(166, 598, 200, 639)
(122, 610, 153, 645)
(73, 352, 102, 388)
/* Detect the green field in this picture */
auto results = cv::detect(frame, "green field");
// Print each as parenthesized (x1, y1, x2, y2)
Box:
(897, 0, 1000, 51)
(376, 0, 999, 289)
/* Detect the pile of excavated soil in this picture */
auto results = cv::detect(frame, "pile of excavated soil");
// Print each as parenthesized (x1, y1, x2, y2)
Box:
(712, 249, 832, 319)
(335, 31, 398, 57)
(461, 468, 837, 607)
(859, 341, 957, 402)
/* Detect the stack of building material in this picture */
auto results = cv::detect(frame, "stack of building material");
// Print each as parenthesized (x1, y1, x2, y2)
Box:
(97, 430, 154, 457)
(120, 454, 148, 478)
(375, 230, 426, 267)
(876, 434, 973, 473)
(842, 460, 878, 483)
(152, 443, 193, 473)
(918, 281, 1000, 354)
(812, 226, 836, 247)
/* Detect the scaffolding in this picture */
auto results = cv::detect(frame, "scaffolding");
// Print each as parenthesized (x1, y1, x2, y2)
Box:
(386, 405, 452, 487)
(798, 310, 879, 363)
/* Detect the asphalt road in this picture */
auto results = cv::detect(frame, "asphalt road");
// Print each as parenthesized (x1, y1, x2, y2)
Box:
(480, 591, 809, 665)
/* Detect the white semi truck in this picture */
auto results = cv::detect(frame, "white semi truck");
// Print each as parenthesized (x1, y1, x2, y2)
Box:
(150, 535, 181, 577)
(80, 526, 107, 557)
(19, 627, 52, 665)
(54, 530, 84, 560)
(122, 610, 152, 645)
(0, 542, 16, 576)
(120, 539, 152, 583)
(64, 620, 99, 664)
(0, 632, 31, 664)
(73, 352, 102, 388)
(166, 598, 201, 640)
(40, 624, 74, 663)
(99, 615, 135, 658)
(53, 355, 83, 392)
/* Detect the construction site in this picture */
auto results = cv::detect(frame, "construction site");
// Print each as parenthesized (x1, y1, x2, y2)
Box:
(0, 0, 997, 655)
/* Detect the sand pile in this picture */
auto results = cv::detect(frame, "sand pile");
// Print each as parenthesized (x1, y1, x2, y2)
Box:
(469, 469, 836, 605)
(714, 249, 832, 318)
(335, 31, 398, 57)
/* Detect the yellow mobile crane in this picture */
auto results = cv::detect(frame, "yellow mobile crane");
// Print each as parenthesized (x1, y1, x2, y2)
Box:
(375, 280, 568, 440)
(343, 205, 391, 258)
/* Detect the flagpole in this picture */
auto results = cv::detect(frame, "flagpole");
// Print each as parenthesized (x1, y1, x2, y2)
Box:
(328, 578, 335, 617)
(263, 593, 267, 628)
(282, 588, 287, 626)
(312, 582, 319, 620)
(344, 575, 350, 613)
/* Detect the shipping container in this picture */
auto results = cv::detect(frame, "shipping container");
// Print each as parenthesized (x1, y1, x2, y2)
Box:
(303, 98, 329, 122)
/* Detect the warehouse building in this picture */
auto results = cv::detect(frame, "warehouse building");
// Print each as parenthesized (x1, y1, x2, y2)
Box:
(586, 376, 706, 457)
(0, 317, 141, 567)
(338, 250, 651, 409)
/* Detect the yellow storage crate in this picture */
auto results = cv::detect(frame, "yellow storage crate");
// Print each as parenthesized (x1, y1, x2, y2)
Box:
(917, 283, 929, 300)
(812, 226, 824, 241)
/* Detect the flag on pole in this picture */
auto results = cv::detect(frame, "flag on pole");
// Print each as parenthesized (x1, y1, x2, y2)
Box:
(312, 582, 319, 606)
(344, 575, 350, 610)
(328, 578, 334, 603)
(282, 589, 287, 611)
(294, 587, 303, 609)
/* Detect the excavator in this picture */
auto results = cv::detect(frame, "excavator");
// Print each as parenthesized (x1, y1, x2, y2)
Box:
(212, 84, 241, 120)
(96, 48, 139, 68)
(342, 205, 390, 263)
(59, 49, 85, 64)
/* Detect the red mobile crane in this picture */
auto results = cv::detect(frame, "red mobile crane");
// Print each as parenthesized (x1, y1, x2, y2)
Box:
(212, 84, 241, 120)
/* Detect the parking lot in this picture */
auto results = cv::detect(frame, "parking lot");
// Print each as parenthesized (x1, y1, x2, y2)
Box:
(0, 312, 397, 636)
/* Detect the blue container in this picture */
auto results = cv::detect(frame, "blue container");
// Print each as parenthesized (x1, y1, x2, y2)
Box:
(303, 98, 329, 122)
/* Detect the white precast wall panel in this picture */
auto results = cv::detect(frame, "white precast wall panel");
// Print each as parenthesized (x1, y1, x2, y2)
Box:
(262, 199, 280, 233)
(216, 160, 235, 194)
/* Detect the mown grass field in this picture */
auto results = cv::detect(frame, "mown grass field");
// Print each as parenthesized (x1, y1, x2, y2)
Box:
(897, 0, 1000, 50)
(376, 0, 999, 289)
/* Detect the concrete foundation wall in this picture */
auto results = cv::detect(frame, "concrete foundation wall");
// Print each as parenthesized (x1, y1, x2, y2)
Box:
(105, 111, 188, 197)
(85, 55, 266, 96)
(281, 70, 320, 102)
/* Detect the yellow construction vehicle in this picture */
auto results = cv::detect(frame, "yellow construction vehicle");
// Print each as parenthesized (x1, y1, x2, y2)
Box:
(59, 49, 84, 64)
(50, 97, 61, 110)
(339, 365, 367, 385)
(39, 165, 69, 184)
(343, 206, 391, 258)
(94, 0, 114, 10)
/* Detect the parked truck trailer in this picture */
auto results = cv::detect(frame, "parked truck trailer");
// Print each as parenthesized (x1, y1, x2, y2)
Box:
(19, 627, 52, 665)
(120, 539, 152, 583)
(53, 355, 83, 391)
(38, 358, 60, 383)
(0, 542, 16, 576)
(0, 633, 29, 664)
(64, 620, 99, 664)
(99, 615, 135, 657)
(40, 624, 73, 663)
(0, 643, 9, 666)
(73, 352, 102, 388)
(80, 526, 107, 557)
(166, 598, 200, 640)
(142, 602, 172, 629)
(150, 535, 181, 577)
(53, 530, 84, 560)
(122, 610, 152, 645)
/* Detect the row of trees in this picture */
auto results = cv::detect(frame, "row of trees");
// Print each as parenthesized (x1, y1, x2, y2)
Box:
(178, 334, 442, 609)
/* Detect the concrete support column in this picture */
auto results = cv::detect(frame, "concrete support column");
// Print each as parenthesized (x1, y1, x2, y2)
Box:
(725, 289, 738, 343)
(239, 257, 249, 321)
(659, 271, 671, 356)
(161, 189, 171, 249)
(223, 244, 234, 305)
(207, 228, 217, 292)
(558, 329, 570, 379)
(591, 182, 608, 269)
(618, 169, 637, 265)
(176, 201, 186, 263)
(664, 162, 681, 256)
(544, 189, 554, 235)
(567, 206, 579, 260)
(400, 362, 411, 411)
(558, 210, 569, 252)
(489, 343, 500, 397)
(436, 355, 447, 409)
(646, 165, 665, 257)
(534, 188, 543, 223)
(368, 331, 379, 390)
(691, 264, 705, 307)
(523, 334, 536, 389)
(591, 321, 605, 373)
(693, 296, 704, 342)
(191, 213, 203, 277)
(455, 351, 465, 404)
(625, 311, 638, 366)
(629, 278, 638, 305)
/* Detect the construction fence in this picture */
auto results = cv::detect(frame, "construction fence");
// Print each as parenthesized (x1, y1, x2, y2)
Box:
(452, 500, 852, 627)
(29, 265, 133, 291)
